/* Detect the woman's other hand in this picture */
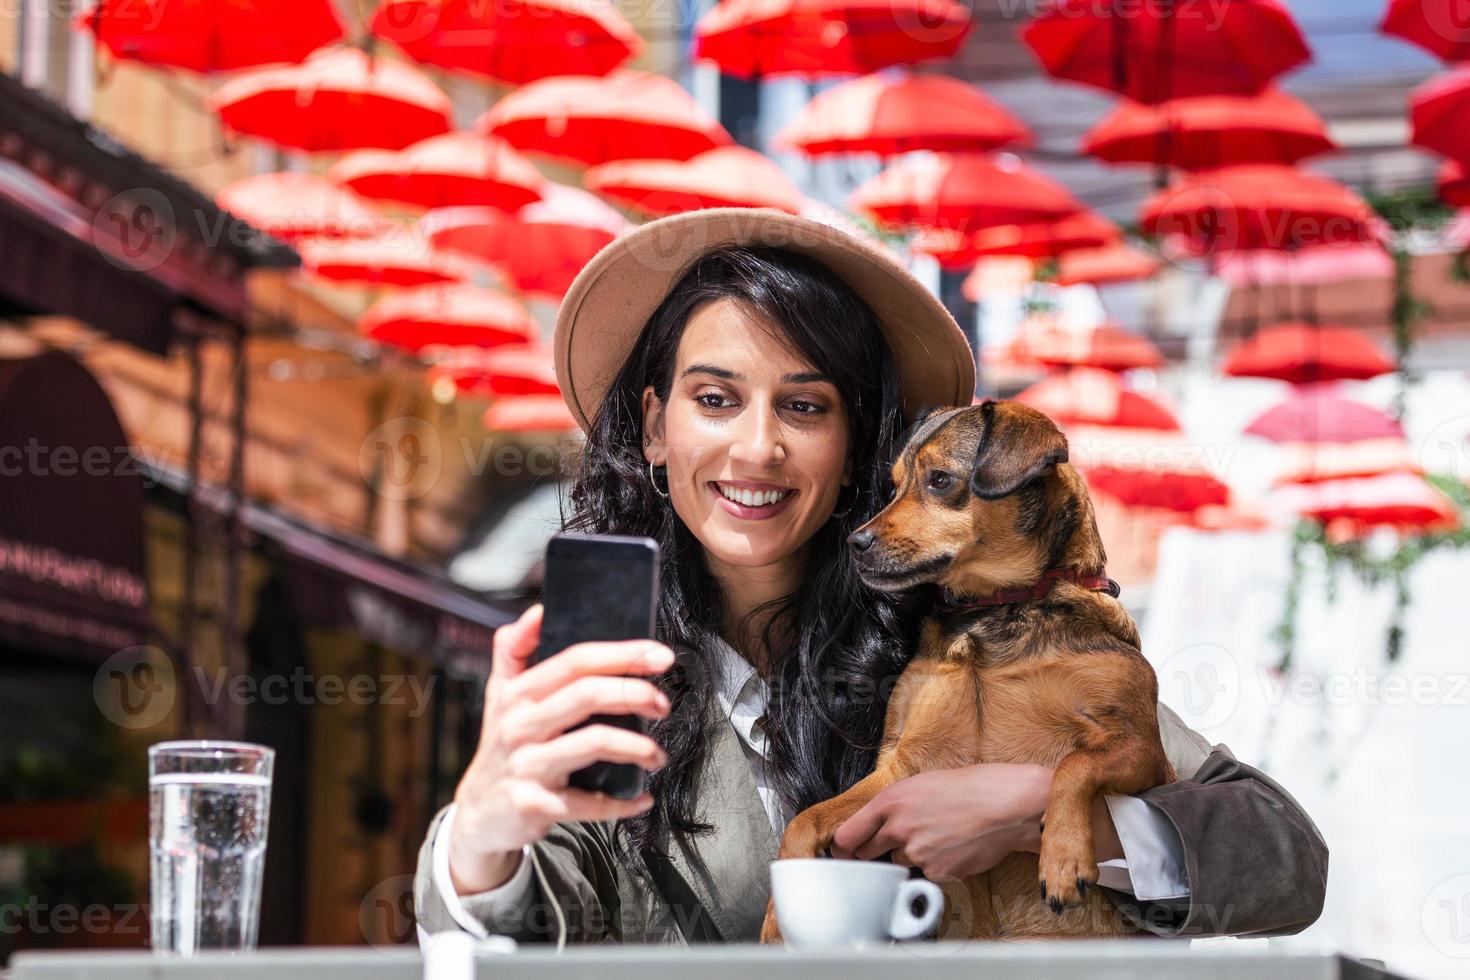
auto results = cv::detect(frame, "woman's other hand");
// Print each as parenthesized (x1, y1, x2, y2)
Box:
(446, 603, 674, 894)
(828, 763, 1123, 882)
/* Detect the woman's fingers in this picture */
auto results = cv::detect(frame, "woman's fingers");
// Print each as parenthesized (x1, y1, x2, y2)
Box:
(510, 724, 667, 784)
(489, 604, 544, 689)
(502, 675, 670, 746)
(560, 788, 655, 823)
(832, 799, 886, 857)
(507, 639, 674, 703)
(852, 821, 902, 862)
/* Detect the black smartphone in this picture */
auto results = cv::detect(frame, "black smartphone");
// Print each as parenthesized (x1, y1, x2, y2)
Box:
(531, 532, 661, 799)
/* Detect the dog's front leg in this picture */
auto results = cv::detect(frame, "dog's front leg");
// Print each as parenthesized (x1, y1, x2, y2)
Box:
(760, 657, 982, 943)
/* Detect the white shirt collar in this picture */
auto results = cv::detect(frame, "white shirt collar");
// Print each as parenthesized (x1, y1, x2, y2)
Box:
(704, 632, 771, 758)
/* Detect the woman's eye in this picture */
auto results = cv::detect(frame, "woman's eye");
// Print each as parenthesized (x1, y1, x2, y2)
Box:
(928, 471, 953, 491)
(696, 393, 730, 409)
(787, 400, 825, 415)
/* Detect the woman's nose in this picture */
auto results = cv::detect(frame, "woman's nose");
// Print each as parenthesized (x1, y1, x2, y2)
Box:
(728, 406, 785, 464)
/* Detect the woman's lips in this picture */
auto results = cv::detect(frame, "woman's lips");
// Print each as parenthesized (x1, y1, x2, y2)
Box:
(707, 482, 799, 521)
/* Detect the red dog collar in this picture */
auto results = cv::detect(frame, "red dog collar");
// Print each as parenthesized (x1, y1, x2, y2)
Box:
(938, 568, 1118, 612)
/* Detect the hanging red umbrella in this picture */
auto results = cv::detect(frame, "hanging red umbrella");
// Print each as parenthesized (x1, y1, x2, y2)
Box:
(1438, 160, 1470, 207)
(773, 72, 1030, 157)
(1212, 242, 1394, 286)
(1381, 0, 1470, 63)
(208, 47, 453, 152)
(360, 285, 537, 352)
(1223, 322, 1395, 384)
(327, 132, 545, 212)
(1245, 391, 1405, 444)
(1140, 164, 1379, 256)
(1082, 89, 1334, 170)
(1015, 367, 1181, 430)
(1271, 438, 1422, 487)
(916, 211, 1118, 269)
(74, 0, 344, 72)
(695, 0, 972, 79)
(1411, 69, 1470, 162)
(215, 172, 387, 242)
(430, 344, 560, 397)
(370, 0, 642, 85)
(1067, 426, 1229, 513)
(419, 187, 628, 301)
(1053, 243, 1162, 286)
(1272, 472, 1458, 532)
(297, 237, 481, 287)
(484, 395, 579, 433)
(1017, 322, 1164, 373)
(850, 153, 1082, 232)
(1022, 0, 1312, 104)
(584, 146, 804, 216)
(475, 71, 733, 168)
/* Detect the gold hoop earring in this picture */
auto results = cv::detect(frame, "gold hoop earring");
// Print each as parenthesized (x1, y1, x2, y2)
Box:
(648, 460, 670, 498)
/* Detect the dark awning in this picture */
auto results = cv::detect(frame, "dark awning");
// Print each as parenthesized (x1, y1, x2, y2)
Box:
(0, 352, 155, 658)
(143, 463, 516, 675)
(0, 70, 297, 350)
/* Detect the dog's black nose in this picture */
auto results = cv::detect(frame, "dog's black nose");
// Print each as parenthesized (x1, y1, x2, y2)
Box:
(848, 530, 876, 554)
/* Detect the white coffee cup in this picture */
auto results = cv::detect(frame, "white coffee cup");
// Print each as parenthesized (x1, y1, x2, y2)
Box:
(769, 858, 944, 949)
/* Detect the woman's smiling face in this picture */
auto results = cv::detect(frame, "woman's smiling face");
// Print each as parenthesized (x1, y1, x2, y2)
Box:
(642, 296, 852, 571)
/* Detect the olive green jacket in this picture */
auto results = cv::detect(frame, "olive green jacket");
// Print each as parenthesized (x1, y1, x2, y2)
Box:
(413, 701, 1327, 947)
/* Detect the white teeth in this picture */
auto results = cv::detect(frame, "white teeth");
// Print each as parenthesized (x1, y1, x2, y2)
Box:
(716, 483, 792, 507)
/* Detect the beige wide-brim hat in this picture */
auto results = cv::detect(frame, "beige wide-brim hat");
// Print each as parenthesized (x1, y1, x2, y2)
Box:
(553, 207, 976, 433)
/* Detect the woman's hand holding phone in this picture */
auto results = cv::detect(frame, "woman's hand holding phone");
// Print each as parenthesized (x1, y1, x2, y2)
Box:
(447, 604, 673, 895)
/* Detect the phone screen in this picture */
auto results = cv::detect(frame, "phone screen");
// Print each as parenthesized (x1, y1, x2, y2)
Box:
(532, 533, 660, 799)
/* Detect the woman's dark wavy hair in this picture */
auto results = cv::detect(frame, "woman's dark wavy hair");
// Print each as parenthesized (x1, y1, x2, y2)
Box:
(561, 243, 925, 873)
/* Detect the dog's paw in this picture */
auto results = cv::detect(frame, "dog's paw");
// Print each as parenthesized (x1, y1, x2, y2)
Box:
(759, 898, 783, 944)
(1038, 831, 1098, 914)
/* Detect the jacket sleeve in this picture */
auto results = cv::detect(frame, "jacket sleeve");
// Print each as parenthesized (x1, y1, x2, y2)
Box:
(413, 804, 625, 948)
(1099, 703, 1330, 938)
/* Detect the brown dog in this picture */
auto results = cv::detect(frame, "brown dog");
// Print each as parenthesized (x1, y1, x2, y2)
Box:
(759, 400, 1175, 942)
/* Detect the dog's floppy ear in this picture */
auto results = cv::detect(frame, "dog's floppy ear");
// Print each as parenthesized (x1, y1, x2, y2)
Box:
(969, 400, 1069, 500)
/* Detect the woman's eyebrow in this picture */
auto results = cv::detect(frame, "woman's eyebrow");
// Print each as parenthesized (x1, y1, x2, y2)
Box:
(680, 364, 833, 384)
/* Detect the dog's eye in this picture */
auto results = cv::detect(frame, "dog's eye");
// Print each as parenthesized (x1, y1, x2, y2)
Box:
(927, 471, 953, 491)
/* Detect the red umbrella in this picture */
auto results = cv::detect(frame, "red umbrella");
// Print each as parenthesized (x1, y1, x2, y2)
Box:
(1140, 164, 1379, 256)
(327, 132, 545, 212)
(1271, 438, 1422, 487)
(1381, 0, 1470, 63)
(419, 187, 628, 301)
(695, 0, 972, 79)
(1272, 473, 1458, 532)
(917, 211, 1118, 269)
(773, 72, 1030, 157)
(1244, 391, 1405, 444)
(584, 146, 804, 216)
(850, 153, 1082, 232)
(1022, 0, 1311, 104)
(430, 344, 560, 397)
(360, 285, 537, 352)
(476, 71, 732, 168)
(370, 0, 642, 85)
(1016, 322, 1164, 373)
(1411, 69, 1470, 161)
(1223, 322, 1396, 384)
(1082, 89, 1334, 170)
(1015, 368, 1181, 430)
(1067, 427, 1229, 513)
(484, 395, 579, 433)
(297, 238, 481, 287)
(208, 47, 453, 152)
(1054, 243, 1162, 286)
(74, 0, 344, 72)
(215, 172, 387, 242)
(1212, 242, 1394, 286)
(1438, 159, 1470, 207)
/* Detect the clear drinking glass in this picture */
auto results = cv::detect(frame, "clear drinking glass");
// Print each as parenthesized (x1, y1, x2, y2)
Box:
(148, 740, 274, 954)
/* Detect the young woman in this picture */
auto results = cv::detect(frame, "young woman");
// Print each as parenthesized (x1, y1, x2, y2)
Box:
(414, 209, 1327, 947)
